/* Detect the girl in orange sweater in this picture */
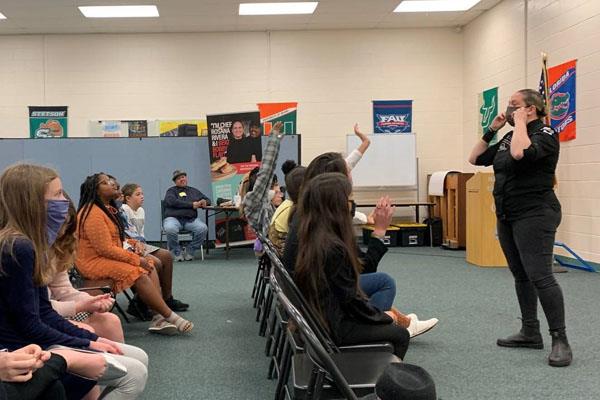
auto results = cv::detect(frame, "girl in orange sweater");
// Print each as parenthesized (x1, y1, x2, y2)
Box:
(76, 173, 193, 335)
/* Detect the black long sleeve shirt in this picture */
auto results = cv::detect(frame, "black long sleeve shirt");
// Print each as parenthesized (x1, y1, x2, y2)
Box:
(474, 119, 560, 221)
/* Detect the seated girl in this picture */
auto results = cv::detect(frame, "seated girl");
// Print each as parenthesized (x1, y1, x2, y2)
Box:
(48, 195, 125, 343)
(268, 162, 306, 257)
(119, 182, 189, 313)
(76, 173, 193, 335)
(0, 163, 149, 399)
(283, 152, 438, 338)
(295, 172, 409, 358)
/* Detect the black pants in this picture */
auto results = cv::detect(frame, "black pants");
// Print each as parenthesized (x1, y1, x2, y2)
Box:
(2, 354, 67, 400)
(338, 320, 410, 359)
(497, 206, 566, 332)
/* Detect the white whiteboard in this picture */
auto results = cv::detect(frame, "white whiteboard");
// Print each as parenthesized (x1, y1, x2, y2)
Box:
(346, 134, 417, 187)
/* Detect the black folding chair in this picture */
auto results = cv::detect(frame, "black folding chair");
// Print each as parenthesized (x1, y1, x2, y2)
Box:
(271, 274, 401, 399)
(260, 237, 396, 399)
(69, 266, 134, 323)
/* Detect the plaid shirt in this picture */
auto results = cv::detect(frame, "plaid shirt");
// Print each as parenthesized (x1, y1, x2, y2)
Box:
(242, 130, 283, 237)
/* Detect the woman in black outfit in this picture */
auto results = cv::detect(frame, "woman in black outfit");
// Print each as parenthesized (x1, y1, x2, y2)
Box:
(294, 172, 409, 359)
(468, 88, 571, 367)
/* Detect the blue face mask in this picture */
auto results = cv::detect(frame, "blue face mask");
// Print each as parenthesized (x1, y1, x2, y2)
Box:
(46, 200, 70, 245)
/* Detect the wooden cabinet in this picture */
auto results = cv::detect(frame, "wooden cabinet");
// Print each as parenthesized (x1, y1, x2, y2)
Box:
(429, 172, 473, 249)
(466, 172, 507, 267)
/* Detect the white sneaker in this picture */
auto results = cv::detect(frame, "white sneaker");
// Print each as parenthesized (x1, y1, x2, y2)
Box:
(183, 251, 194, 261)
(406, 313, 438, 338)
(173, 253, 184, 262)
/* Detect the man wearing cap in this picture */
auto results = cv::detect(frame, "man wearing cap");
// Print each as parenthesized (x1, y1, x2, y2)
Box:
(163, 170, 211, 261)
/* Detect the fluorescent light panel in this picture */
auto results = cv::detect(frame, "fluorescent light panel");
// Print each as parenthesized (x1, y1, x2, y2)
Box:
(394, 0, 481, 12)
(78, 5, 159, 18)
(239, 2, 318, 15)
(0, 12, 6, 19)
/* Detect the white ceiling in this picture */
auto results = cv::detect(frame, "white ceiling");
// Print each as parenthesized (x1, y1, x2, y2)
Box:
(0, 0, 503, 35)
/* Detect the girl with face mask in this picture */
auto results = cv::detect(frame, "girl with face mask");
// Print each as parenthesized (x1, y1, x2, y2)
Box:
(468, 89, 571, 367)
(48, 195, 125, 343)
(0, 163, 149, 399)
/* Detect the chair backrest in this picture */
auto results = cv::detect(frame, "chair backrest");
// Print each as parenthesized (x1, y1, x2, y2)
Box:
(272, 281, 359, 400)
(261, 237, 340, 354)
(160, 200, 166, 221)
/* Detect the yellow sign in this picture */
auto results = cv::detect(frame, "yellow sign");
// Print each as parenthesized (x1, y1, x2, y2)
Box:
(158, 120, 207, 137)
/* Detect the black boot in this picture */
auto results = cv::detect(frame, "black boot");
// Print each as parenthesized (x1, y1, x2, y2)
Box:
(548, 330, 572, 367)
(497, 320, 543, 349)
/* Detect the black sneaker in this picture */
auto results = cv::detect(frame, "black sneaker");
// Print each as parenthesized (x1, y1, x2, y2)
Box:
(165, 296, 189, 312)
(127, 297, 153, 321)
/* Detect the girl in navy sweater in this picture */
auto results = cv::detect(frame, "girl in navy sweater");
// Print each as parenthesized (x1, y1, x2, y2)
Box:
(0, 164, 148, 399)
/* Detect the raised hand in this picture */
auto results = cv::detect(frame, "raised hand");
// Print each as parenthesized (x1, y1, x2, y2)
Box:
(272, 121, 284, 134)
(372, 196, 395, 237)
(512, 107, 528, 125)
(490, 112, 507, 131)
(354, 123, 369, 142)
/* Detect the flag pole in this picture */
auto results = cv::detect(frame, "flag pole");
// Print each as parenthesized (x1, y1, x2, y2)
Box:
(542, 52, 558, 187)
(541, 52, 551, 125)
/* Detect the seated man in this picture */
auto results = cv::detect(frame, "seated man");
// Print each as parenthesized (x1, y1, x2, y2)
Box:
(163, 170, 211, 261)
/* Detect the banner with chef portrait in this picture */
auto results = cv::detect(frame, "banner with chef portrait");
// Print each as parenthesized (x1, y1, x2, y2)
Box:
(206, 111, 262, 244)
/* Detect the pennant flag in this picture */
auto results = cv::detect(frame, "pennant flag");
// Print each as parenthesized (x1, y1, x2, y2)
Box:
(479, 87, 498, 144)
(548, 60, 577, 142)
(373, 100, 413, 134)
(257, 102, 297, 136)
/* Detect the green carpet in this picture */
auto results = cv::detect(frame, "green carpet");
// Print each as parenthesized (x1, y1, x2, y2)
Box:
(121, 246, 600, 400)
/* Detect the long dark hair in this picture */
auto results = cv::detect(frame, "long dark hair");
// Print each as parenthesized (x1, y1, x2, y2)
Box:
(294, 172, 362, 332)
(285, 166, 306, 204)
(303, 152, 347, 184)
(289, 152, 347, 223)
(77, 173, 125, 241)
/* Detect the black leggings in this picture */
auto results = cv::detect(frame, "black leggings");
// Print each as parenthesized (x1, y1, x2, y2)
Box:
(497, 206, 566, 332)
(338, 320, 410, 359)
(2, 354, 67, 400)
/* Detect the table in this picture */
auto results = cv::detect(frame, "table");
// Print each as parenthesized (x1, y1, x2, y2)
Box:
(203, 205, 240, 259)
(355, 202, 435, 247)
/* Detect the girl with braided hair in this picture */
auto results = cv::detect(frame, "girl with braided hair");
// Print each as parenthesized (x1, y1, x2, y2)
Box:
(76, 173, 193, 335)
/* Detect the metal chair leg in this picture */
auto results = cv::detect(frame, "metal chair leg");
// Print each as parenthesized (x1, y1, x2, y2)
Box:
(274, 340, 291, 400)
(259, 287, 273, 337)
(113, 301, 130, 323)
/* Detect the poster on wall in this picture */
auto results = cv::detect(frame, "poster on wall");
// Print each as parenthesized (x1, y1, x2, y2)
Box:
(257, 102, 297, 136)
(478, 87, 498, 144)
(99, 120, 123, 137)
(373, 100, 412, 133)
(29, 106, 68, 138)
(90, 120, 148, 137)
(548, 60, 577, 142)
(126, 120, 148, 138)
(206, 111, 262, 244)
(158, 120, 208, 137)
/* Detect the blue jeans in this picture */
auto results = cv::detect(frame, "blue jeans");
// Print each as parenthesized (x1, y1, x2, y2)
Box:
(163, 217, 208, 255)
(360, 272, 396, 311)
